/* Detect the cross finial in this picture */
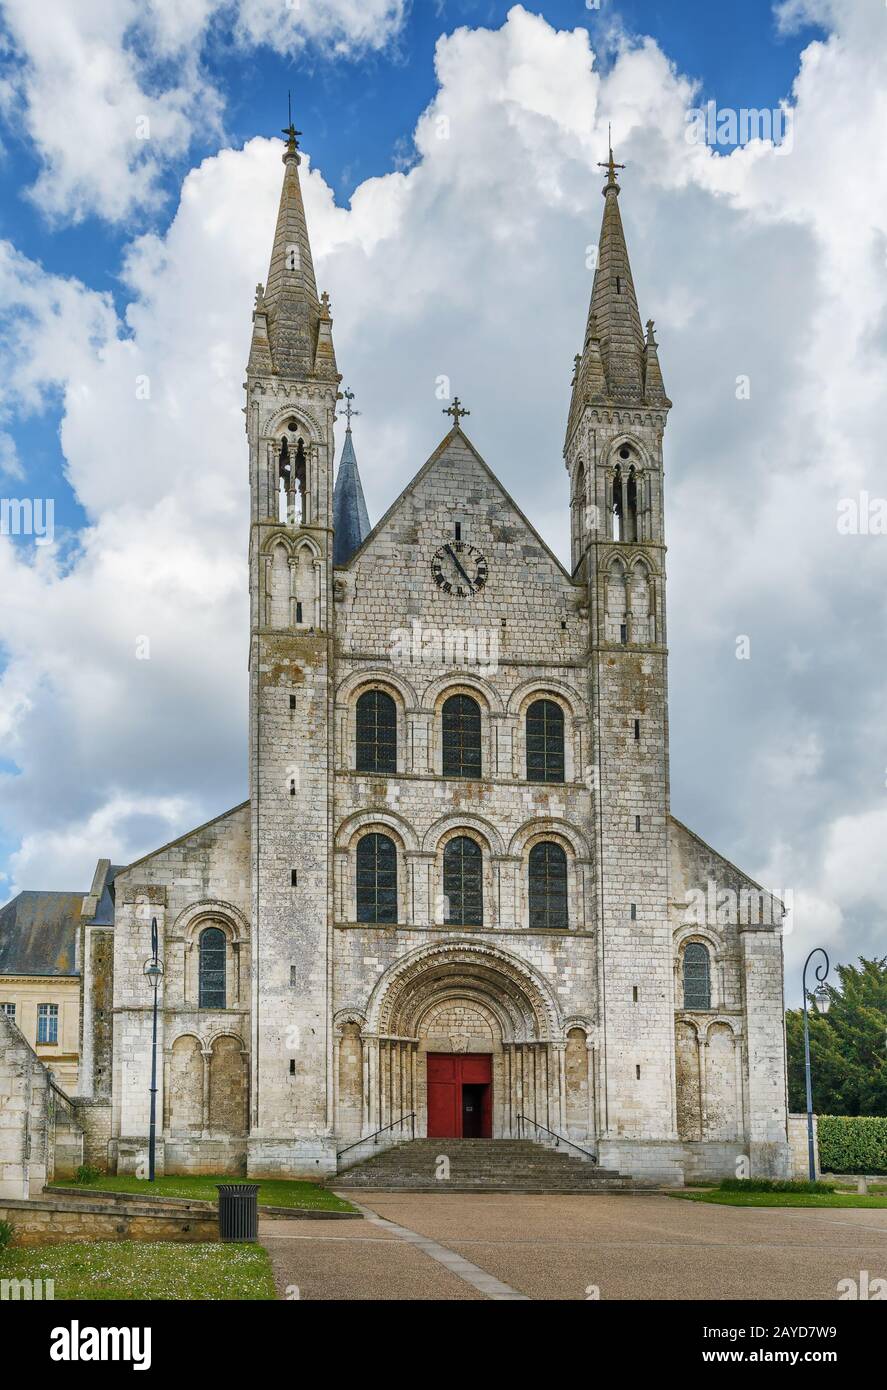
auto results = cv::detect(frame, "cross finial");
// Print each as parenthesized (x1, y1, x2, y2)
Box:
(443, 396, 470, 430)
(282, 90, 303, 158)
(338, 387, 361, 430)
(597, 123, 625, 191)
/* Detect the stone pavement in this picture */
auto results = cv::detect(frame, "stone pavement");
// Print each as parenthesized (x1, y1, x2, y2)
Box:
(259, 1193, 887, 1301)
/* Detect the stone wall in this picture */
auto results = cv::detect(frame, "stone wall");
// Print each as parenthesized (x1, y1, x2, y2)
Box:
(0, 1011, 53, 1198)
(109, 805, 251, 1176)
(788, 1112, 819, 1180)
(0, 1195, 217, 1246)
(72, 1097, 112, 1171)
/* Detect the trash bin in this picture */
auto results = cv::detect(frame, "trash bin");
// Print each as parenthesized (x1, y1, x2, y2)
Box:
(216, 1183, 259, 1242)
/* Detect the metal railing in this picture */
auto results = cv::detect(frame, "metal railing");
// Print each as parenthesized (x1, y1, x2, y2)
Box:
(337, 1112, 416, 1160)
(516, 1114, 597, 1164)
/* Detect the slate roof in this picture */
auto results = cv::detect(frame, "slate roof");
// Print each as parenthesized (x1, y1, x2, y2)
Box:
(333, 427, 371, 565)
(0, 890, 83, 976)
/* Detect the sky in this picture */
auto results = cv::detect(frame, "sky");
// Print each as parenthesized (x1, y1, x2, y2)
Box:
(0, 0, 884, 1003)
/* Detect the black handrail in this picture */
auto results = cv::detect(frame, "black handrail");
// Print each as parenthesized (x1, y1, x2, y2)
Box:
(516, 1114, 597, 1164)
(337, 1112, 416, 1159)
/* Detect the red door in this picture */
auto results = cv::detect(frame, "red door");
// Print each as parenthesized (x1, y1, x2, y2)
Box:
(427, 1053, 492, 1137)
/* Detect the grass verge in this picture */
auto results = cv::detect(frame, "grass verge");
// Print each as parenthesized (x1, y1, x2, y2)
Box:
(0, 1240, 276, 1300)
(671, 1189, 887, 1208)
(48, 1173, 355, 1212)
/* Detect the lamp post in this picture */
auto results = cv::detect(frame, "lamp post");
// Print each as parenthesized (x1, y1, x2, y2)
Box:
(802, 947, 830, 1181)
(143, 916, 164, 1183)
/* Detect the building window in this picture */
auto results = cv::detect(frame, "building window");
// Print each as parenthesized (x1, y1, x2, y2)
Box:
(356, 690, 397, 773)
(443, 837, 483, 926)
(1, 1002, 15, 1021)
(199, 926, 226, 1009)
(528, 842, 568, 930)
(526, 699, 565, 783)
(683, 942, 711, 1010)
(356, 833, 398, 924)
(442, 694, 482, 779)
(37, 1003, 58, 1045)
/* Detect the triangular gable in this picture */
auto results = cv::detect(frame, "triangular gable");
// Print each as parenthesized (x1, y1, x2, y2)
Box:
(116, 801, 250, 877)
(341, 426, 574, 584)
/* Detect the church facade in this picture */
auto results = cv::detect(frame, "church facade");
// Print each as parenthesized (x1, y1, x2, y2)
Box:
(77, 126, 791, 1184)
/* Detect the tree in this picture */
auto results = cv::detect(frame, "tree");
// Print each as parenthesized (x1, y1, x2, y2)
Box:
(786, 955, 887, 1116)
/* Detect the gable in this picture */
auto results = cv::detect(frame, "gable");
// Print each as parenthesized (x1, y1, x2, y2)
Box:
(669, 816, 785, 929)
(337, 429, 582, 647)
(115, 801, 250, 879)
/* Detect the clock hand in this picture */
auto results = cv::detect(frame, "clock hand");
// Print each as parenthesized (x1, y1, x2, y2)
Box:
(444, 544, 474, 588)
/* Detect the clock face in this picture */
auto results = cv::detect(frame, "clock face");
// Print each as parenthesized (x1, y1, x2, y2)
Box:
(431, 541, 488, 597)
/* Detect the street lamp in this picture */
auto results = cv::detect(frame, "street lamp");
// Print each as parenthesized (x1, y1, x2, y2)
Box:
(802, 947, 830, 1181)
(143, 916, 164, 1183)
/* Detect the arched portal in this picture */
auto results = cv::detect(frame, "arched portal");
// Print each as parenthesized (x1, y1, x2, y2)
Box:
(344, 941, 582, 1141)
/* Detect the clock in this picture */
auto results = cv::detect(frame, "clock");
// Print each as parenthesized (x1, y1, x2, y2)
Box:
(431, 541, 488, 597)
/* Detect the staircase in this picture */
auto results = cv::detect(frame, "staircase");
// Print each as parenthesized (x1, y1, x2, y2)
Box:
(332, 1138, 635, 1193)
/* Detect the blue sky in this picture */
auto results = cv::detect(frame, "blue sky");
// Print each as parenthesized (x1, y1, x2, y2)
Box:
(0, 1, 823, 543)
(0, 0, 884, 1000)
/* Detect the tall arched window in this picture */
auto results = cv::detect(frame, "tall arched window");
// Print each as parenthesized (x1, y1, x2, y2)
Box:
(278, 437, 290, 523)
(683, 942, 711, 1010)
(293, 438, 307, 524)
(526, 699, 565, 783)
(442, 695, 481, 779)
(626, 466, 638, 542)
(443, 836, 483, 926)
(356, 833, 398, 924)
(356, 690, 397, 773)
(198, 926, 226, 1009)
(612, 464, 623, 541)
(571, 462, 586, 561)
(528, 842, 568, 930)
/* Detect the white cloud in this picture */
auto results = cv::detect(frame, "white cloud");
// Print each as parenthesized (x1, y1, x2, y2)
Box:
(0, 0, 885, 997)
(0, 0, 407, 224)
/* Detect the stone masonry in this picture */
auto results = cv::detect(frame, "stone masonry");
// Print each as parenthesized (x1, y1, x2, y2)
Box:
(70, 129, 790, 1183)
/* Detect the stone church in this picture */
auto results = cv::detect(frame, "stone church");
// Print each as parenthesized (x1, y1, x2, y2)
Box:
(73, 125, 791, 1184)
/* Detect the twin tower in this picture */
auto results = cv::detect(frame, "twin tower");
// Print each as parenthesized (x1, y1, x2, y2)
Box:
(239, 122, 788, 1181)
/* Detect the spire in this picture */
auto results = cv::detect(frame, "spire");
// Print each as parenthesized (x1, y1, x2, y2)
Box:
(566, 135, 669, 438)
(251, 103, 338, 381)
(333, 390, 371, 565)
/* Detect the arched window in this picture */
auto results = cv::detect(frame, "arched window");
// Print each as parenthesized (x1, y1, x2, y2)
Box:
(528, 842, 568, 930)
(683, 942, 711, 1010)
(526, 699, 565, 783)
(571, 462, 586, 560)
(199, 926, 226, 1009)
(612, 465, 623, 541)
(278, 434, 307, 525)
(356, 690, 397, 773)
(356, 833, 398, 924)
(443, 836, 483, 926)
(605, 557, 627, 643)
(626, 466, 638, 542)
(293, 438, 307, 524)
(442, 695, 482, 779)
(278, 437, 290, 523)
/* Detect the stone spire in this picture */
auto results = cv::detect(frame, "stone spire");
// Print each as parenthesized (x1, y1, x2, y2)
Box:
(333, 390, 371, 565)
(566, 139, 668, 432)
(251, 115, 338, 381)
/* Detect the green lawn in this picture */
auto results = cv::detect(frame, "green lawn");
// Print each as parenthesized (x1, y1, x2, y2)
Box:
(0, 1240, 275, 1300)
(49, 1173, 355, 1212)
(671, 1189, 887, 1209)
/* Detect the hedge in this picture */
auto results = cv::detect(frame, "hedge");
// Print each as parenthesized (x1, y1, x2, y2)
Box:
(818, 1115, 887, 1175)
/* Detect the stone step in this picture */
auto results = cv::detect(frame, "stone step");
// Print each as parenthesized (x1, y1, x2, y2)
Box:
(332, 1137, 633, 1191)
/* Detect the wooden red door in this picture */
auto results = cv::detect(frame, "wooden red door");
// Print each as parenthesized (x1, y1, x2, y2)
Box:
(427, 1053, 492, 1138)
(427, 1054, 460, 1137)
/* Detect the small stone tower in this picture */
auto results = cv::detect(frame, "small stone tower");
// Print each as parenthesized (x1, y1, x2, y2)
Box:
(246, 120, 341, 1173)
(565, 146, 677, 1152)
